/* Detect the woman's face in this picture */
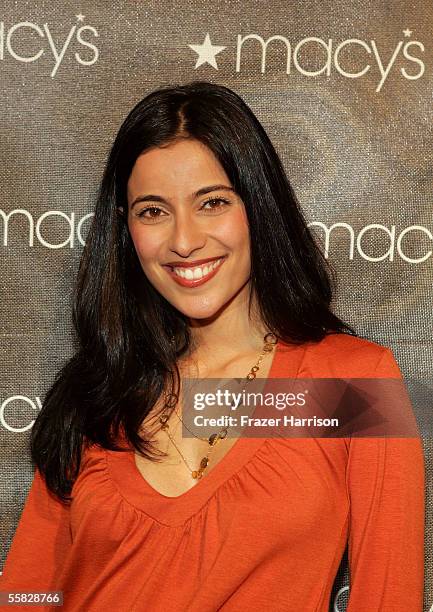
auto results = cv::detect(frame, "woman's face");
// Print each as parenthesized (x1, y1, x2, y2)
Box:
(125, 138, 251, 320)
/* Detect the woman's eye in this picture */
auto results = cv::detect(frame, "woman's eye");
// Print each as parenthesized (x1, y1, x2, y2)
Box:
(137, 206, 165, 220)
(201, 197, 230, 211)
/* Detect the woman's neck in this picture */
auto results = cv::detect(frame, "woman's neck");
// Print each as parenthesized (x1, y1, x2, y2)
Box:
(180, 295, 272, 377)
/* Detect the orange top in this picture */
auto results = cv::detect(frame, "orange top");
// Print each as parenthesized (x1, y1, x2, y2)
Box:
(0, 334, 425, 611)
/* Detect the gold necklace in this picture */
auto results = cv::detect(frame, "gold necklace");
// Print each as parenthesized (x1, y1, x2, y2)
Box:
(159, 332, 278, 480)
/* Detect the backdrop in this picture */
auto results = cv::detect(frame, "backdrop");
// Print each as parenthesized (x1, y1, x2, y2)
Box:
(1, 1, 432, 610)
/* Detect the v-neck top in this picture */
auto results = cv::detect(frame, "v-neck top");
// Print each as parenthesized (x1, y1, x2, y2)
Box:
(0, 333, 425, 611)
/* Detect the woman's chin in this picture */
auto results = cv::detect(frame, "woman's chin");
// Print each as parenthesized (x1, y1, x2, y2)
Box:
(170, 298, 228, 322)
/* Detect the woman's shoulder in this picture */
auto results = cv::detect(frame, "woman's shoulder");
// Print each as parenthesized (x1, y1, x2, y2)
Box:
(281, 332, 401, 378)
(311, 331, 387, 358)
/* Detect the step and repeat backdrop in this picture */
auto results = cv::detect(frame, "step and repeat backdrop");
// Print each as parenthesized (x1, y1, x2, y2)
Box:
(1, 1, 432, 610)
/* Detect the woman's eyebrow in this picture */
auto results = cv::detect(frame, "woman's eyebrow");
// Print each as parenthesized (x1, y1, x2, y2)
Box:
(130, 184, 235, 209)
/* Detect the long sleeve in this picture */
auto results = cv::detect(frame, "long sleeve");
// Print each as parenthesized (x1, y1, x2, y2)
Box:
(346, 348, 425, 611)
(0, 468, 72, 609)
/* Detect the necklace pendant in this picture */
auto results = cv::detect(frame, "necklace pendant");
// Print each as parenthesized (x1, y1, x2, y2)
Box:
(192, 470, 199, 479)
(208, 433, 218, 445)
(159, 415, 169, 430)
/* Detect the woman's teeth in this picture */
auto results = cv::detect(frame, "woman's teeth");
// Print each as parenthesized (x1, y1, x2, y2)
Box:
(172, 258, 223, 280)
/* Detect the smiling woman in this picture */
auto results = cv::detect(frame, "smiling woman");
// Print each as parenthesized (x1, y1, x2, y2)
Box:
(122, 139, 251, 318)
(0, 81, 424, 612)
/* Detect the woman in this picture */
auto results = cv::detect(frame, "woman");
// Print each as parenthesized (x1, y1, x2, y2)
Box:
(0, 81, 425, 611)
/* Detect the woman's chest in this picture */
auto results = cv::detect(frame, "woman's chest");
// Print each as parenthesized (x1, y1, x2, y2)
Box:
(71, 438, 350, 545)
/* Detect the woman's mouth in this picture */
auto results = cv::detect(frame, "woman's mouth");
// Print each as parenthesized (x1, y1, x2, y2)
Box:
(163, 257, 226, 287)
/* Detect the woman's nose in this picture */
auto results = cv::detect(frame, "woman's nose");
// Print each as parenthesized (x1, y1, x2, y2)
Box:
(168, 213, 206, 257)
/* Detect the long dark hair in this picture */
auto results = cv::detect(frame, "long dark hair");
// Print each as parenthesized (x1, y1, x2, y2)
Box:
(30, 80, 355, 503)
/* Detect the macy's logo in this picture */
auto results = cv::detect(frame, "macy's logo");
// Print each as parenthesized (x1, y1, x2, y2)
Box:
(0, 14, 99, 77)
(309, 221, 432, 264)
(0, 208, 93, 248)
(188, 30, 425, 93)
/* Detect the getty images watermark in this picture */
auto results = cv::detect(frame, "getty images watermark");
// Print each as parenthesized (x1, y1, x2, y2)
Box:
(174, 377, 423, 439)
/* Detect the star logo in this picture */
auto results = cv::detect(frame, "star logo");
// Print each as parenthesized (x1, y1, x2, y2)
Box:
(76, 13, 85, 22)
(188, 33, 226, 70)
(403, 28, 412, 37)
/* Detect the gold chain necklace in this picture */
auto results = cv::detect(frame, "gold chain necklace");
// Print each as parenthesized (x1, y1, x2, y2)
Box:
(159, 332, 278, 480)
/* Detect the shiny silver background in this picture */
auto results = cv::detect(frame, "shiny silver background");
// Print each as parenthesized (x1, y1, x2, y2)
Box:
(0, 1, 432, 609)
